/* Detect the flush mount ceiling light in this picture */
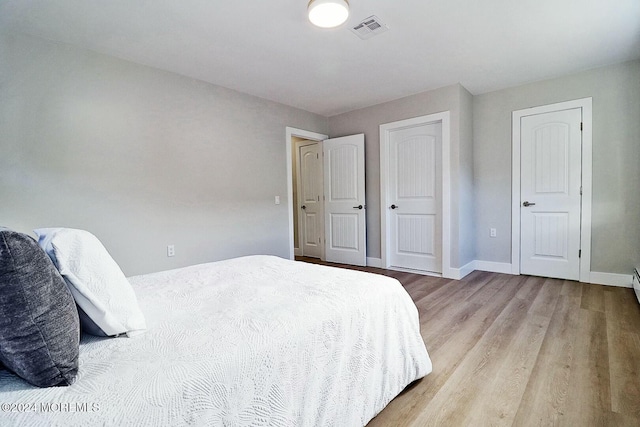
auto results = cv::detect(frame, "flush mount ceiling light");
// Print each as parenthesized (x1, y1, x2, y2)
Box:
(308, 0, 350, 28)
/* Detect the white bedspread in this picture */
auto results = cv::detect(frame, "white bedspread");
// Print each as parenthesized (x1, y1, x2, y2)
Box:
(0, 255, 431, 426)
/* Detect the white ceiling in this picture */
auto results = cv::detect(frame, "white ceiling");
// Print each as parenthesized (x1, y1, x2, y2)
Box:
(1, 0, 639, 116)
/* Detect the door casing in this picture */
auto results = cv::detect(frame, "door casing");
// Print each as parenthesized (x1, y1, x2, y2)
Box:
(380, 111, 453, 278)
(511, 98, 592, 282)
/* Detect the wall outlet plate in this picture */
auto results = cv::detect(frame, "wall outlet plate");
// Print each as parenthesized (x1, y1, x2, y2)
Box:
(167, 245, 175, 257)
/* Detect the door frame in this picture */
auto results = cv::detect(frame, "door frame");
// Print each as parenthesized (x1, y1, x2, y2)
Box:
(380, 111, 453, 278)
(286, 127, 328, 260)
(511, 97, 592, 282)
(296, 140, 324, 260)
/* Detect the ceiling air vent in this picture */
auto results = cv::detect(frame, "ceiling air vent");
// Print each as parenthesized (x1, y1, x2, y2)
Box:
(350, 15, 389, 40)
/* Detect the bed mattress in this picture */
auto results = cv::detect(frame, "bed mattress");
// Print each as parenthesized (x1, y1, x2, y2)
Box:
(0, 255, 431, 426)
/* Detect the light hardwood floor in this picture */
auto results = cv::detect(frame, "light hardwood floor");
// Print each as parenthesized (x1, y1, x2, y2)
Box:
(296, 257, 640, 426)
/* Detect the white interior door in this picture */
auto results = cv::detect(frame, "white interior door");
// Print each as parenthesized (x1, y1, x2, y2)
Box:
(520, 108, 582, 280)
(388, 122, 442, 273)
(323, 134, 366, 266)
(298, 143, 324, 259)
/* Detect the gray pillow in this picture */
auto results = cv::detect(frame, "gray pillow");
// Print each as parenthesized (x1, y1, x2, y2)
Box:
(0, 228, 80, 387)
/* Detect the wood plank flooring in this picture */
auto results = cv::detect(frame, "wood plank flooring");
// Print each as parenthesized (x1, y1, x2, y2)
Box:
(296, 257, 640, 426)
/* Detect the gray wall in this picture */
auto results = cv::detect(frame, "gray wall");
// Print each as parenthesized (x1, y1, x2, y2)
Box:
(0, 33, 328, 276)
(458, 86, 475, 266)
(2, 31, 637, 277)
(328, 84, 475, 268)
(474, 59, 640, 274)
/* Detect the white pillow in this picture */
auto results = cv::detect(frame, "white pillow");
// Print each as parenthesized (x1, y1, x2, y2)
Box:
(34, 228, 146, 338)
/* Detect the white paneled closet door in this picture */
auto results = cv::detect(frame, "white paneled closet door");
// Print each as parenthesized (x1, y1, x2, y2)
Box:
(323, 134, 366, 266)
(520, 108, 582, 280)
(388, 122, 442, 273)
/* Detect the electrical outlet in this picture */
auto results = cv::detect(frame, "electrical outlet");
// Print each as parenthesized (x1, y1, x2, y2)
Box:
(275, 195, 280, 205)
(490, 228, 497, 238)
(167, 245, 175, 257)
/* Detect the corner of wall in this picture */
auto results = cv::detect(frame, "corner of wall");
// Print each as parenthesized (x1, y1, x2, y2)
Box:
(456, 83, 476, 267)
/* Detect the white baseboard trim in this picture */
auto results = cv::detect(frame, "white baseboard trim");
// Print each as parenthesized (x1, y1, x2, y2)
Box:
(367, 257, 383, 268)
(474, 260, 514, 275)
(362, 258, 633, 289)
(367, 259, 512, 279)
(589, 271, 633, 288)
(448, 261, 476, 280)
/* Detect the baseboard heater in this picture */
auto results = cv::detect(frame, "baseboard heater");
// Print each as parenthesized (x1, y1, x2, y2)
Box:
(634, 267, 640, 304)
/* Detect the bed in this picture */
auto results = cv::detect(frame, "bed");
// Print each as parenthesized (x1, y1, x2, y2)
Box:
(0, 255, 431, 426)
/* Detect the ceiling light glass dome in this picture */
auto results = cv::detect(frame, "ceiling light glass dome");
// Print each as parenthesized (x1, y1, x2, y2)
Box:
(308, 0, 350, 28)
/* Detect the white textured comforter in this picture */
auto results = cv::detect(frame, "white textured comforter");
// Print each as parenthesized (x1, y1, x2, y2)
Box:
(0, 255, 431, 426)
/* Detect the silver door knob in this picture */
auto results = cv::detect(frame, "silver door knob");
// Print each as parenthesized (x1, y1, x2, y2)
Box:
(390, 204, 399, 210)
(522, 201, 536, 207)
